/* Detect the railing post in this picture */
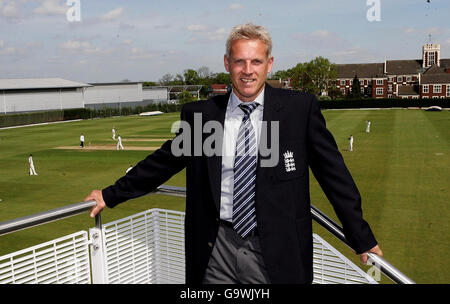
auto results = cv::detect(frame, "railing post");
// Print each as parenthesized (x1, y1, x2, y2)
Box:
(89, 216, 107, 284)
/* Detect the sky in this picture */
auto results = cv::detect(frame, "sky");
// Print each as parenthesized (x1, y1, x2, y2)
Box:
(0, 0, 449, 83)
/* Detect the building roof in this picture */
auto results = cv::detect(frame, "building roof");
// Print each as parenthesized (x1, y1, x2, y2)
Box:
(267, 79, 284, 88)
(440, 59, 450, 69)
(385, 60, 424, 75)
(421, 72, 450, 84)
(397, 85, 419, 96)
(88, 82, 142, 86)
(337, 63, 385, 78)
(423, 64, 445, 75)
(0, 78, 91, 90)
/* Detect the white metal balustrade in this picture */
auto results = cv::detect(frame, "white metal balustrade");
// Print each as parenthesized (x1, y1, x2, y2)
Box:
(0, 185, 414, 284)
(0, 231, 90, 284)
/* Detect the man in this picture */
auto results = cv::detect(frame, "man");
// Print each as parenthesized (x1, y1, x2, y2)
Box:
(366, 120, 371, 133)
(28, 154, 38, 176)
(80, 133, 85, 148)
(349, 134, 354, 152)
(86, 23, 381, 284)
(112, 126, 116, 140)
(116, 135, 124, 150)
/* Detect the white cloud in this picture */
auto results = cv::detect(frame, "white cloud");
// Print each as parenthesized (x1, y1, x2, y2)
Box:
(58, 40, 101, 53)
(187, 25, 227, 43)
(129, 47, 155, 59)
(100, 7, 123, 21)
(33, 0, 66, 15)
(1, 1, 19, 18)
(229, 3, 244, 11)
(187, 24, 208, 32)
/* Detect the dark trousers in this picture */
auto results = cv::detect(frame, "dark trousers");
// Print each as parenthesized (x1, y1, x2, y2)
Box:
(202, 221, 271, 284)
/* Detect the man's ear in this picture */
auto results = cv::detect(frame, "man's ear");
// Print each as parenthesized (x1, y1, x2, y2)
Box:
(224, 54, 230, 73)
(267, 56, 274, 74)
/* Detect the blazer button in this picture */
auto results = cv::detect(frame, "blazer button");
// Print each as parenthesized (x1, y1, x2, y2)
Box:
(207, 242, 213, 248)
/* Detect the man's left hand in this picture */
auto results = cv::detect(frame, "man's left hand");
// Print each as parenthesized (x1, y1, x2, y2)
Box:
(360, 245, 383, 264)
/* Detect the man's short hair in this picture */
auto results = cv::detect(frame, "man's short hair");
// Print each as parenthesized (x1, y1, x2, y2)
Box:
(225, 23, 272, 59)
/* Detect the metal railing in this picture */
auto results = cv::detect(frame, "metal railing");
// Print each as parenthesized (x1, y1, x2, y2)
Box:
(0, 185, 415, 284)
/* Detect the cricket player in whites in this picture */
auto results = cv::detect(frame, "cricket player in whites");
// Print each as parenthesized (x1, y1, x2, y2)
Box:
(29, 154, 38, 175)
(117, 135, 124, 150)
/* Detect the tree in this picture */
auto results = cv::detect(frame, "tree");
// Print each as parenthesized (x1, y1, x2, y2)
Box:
(269, 69, 292, 80)
(197, 66, 213, 79)
(183, 69, 201, 85)
(213, 72, 231, 84)
(158, 74, 173, 85)
(348, 75, 362, 99)
(178, 91, 195, 104)
(291, 57, 338, 96)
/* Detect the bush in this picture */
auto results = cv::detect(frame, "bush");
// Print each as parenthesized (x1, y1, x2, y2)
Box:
(318, 98, 450, 109)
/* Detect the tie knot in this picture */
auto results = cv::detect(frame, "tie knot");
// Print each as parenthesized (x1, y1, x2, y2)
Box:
(239, 102, 259, 119)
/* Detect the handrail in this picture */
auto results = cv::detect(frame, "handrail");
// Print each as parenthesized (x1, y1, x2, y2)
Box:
(0, 184, 415, 284)
(0, 200, 100, 236)
(154, 185, 415, 284)
(310, 206, 415, 284)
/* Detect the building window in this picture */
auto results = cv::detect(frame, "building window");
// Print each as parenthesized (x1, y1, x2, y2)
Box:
(376, 88, 383, 95)
(340, 80, 346, 86)
(423, 96, 429, 99)
(360, 80, 364, 85)
(340, 88, 346, 95)
(433, 85, 442, 94)
(412, 96, 419, 99)
(388, 84, 393, 92)
(397, 76, 403, 82)
(447, 85, 450, 97)
(428, 52, 435, 66)
(406, 76, 412, 82)
(423, 85, 429, 93)
(432, 96, 439, 99)
(376, 79, 383, 85)
(388, 94, 393, 98)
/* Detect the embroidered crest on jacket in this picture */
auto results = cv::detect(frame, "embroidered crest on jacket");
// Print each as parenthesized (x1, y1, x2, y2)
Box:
(283, 150, 296, 172)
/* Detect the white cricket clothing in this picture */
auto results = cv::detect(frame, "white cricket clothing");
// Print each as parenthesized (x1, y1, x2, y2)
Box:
(29, 156, 38, 175)
(366, 121, 371, 133)
(117, 136, 124, 150)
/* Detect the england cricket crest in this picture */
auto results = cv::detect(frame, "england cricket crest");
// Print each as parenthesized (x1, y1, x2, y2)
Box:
(283, 150, 296, 172)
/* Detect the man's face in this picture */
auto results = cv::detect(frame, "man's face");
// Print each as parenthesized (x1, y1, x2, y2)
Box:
(224, 39, 274, 102)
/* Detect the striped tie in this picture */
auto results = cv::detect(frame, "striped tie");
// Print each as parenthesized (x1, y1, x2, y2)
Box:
(232, 102, 259, 238)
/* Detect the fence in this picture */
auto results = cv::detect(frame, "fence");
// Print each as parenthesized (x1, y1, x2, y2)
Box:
(0, 185, 414, 284)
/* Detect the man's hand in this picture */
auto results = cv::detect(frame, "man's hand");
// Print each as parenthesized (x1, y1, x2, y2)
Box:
(85, 190, 106, 218)
(360, 244, 383, 264)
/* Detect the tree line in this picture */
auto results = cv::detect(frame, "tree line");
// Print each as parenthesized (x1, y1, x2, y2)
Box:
(145, 56, 345, 101)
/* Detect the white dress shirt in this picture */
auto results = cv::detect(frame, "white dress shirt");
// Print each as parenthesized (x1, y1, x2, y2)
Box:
(219, 88, 265, 222)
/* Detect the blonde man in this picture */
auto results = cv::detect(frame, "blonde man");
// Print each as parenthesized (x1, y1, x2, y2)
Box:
(86, 23, 381, 284)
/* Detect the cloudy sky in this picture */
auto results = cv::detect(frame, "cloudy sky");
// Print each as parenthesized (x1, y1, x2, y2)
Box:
(0, 0, 449, 83)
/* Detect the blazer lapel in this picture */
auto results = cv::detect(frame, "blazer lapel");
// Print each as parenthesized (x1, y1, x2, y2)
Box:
(205, 92, 230, 212)
(256, 84, 283, 186)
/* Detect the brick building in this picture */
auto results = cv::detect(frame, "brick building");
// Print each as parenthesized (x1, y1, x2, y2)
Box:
(335, 43, 450, 99)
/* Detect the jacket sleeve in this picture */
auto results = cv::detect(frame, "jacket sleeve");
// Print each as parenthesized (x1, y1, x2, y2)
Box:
(102, 107, 188, 208)
(306, 95, 377, 254)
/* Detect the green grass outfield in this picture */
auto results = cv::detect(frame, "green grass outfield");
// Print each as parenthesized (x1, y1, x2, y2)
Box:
(0, 109, 448, 283)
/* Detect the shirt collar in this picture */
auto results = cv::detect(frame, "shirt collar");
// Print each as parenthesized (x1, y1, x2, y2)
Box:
(229, 87, 265, 113)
